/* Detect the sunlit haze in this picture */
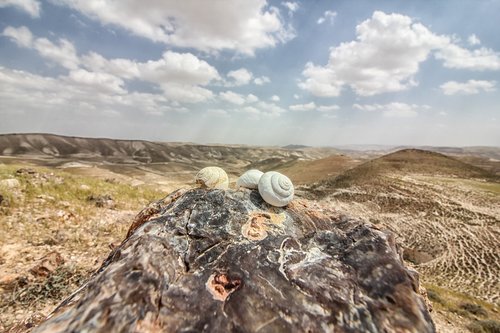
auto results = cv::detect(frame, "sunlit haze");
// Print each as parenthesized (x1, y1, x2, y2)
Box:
(1, 0, 499, 146)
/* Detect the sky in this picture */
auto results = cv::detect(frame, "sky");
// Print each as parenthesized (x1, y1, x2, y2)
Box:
(0, 0, 499, 147)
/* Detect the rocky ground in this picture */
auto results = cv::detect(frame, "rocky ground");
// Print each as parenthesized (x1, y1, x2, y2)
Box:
(1, 160, 499, 332)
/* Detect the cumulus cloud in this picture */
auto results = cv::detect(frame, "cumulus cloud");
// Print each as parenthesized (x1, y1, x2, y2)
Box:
(0, 0, 40, 17)
(289, 102, 316, 111)
(2, 25, 33, 47)
(317, 105, 339, 112)
(435, 44, 500, 70)
(220, 91, 259, 105)
(3, 26, 79, 69)
(353, 102, 427, 118)
(237, 101, 285, 119)
(33, 37, 80, 70)
(3, 26, 220, 103)
(317, 10, 336, 25)
(282, 2, 298, 15)
(270, 95, 280, 102)
(299, 11, 500, 97)
(468, 34, 481, 46)
(440, 80, 496, 95)
(289, 102, 339, 112)
(227, 68, 253, 86)
(0, 66, 185, 116)
(49, 0, 294, 55)
(66, 69, 126, 94)
(254, 76, 271, 85)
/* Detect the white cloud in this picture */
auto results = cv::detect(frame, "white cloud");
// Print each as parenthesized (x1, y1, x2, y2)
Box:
(0, 66, 181, 116)
(246, 94, 259, 103)
(317, 10, 337, 25)
(254, 76, 271, 85)
(3, 26, 79, 69)
(2, 26, 33, 47)
(220, 91, 246, 105)
(0, 0, 40, 17)
(289, 102, 339, 112)
(270, 95, 280, 102)
(435, 44, 500, 70)
(300, 11, 500, 97)
(66, 69, 126, 94)
(353, 102, 424, 118)
(3, 26, 219, 103)
(33, 37, 80, 70)
(282, 2, 298, 14)
(293, 94, 300, 99)
(468, 34, 481, 46)
(50, 0, 294, 55)
(317, 105, 339, 112)
(220, 91, 260, 105)
(207, 109, 229, 117)
(241, 101, 285, 119)
(440, 80, 496, 95)
(289, 102, 316, 111)
(138, 51, 220, 86)
(227, 68, 253, 86)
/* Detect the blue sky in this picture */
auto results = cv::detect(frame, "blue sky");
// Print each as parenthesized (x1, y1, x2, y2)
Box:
(0, 0, 499, 146)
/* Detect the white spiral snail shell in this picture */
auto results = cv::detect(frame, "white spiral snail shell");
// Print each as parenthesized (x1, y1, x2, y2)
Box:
(258, 171, 294, 207)
(236, 169, 263, 189)
(195, 166, 229, 189)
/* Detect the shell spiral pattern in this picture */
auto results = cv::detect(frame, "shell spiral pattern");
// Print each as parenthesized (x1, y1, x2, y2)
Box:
(195, 166, 229, 189)
(237, 169, 263, 189)
(258, 171, 294, 207)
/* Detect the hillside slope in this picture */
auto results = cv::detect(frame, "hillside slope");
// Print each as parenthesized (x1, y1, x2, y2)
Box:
(0, 133, 336, 165)
(305, 149, 500, 303)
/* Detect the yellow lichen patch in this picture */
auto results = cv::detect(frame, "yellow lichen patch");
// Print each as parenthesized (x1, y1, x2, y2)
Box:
(242, 211, 286, 241)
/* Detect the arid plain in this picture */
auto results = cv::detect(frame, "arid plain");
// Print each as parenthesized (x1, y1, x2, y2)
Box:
(0, 133, 499, 332)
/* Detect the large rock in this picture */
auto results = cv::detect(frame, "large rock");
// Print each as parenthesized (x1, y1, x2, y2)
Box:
(34, 189, 434, 332)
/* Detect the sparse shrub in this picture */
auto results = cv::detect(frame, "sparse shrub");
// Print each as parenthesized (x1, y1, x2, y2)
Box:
(460, 303, 488, 317)
(0, 266, 89, 309)
(426, 289, 444, 304)
(467, 320, 500, 333)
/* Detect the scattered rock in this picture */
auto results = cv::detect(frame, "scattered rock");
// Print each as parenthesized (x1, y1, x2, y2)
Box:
(86, 194, 115, 208)
(16, 168, 37, 175)
(5, 312, 45, 333)
(0, 178, 21, 189)
(29, 251, 65, 278)
(0, 274, 28, 291)
(0, 193, 9, 206)
(36, 194, 55, 202)
(79, 184, 91, 191)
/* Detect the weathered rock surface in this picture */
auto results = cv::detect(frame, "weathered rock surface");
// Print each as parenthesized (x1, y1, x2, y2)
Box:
(34, 189, 434, 333)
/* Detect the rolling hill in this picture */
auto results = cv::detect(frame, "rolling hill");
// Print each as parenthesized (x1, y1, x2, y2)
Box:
(0, 133, 337, 165)
(305, 149, 499, 303)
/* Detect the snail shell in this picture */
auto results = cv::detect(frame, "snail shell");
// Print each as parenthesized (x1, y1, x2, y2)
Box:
(258, 171, 294, 207)
(195, 166, 229, 189)
(236, 169, 263, 189)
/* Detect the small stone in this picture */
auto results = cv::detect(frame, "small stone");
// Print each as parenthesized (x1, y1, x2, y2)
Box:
(29, 251, 65, 278)
(0, 178, 21, 189)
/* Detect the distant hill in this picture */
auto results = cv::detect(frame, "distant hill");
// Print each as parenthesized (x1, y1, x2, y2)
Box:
(317, 148, 497, 190)
(0, 133, 336, 166)
(282, 144, 310, 149)
(275, 154, 360, 184)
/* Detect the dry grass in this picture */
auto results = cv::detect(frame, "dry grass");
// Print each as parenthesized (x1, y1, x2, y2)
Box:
(0, 163, 169, 330)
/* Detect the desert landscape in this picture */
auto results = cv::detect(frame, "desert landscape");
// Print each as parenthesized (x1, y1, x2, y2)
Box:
(0, 133, 498, 332)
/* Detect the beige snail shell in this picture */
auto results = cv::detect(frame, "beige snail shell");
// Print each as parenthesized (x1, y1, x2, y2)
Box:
(236, 169, 263, 189)
(258, 171, 294, 207)
(195, 166, 229, 189)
